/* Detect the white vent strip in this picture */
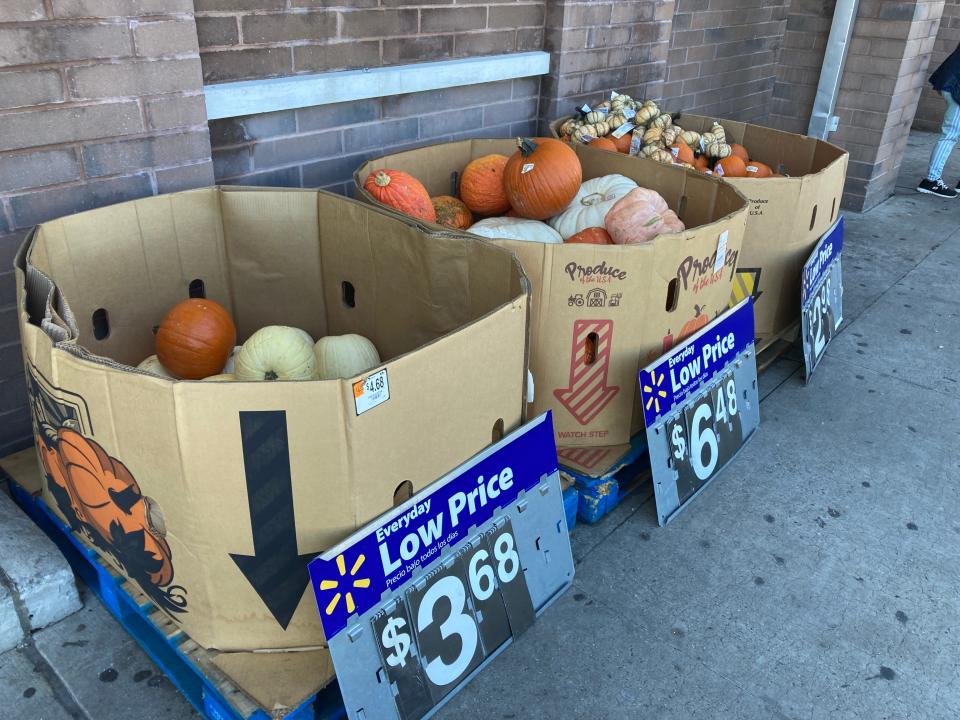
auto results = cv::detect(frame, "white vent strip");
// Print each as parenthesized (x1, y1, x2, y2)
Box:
(203, 51, 551, 120)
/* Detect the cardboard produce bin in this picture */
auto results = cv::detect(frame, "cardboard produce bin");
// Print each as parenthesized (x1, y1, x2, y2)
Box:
(551, 114, 849, 348)
(15, 187, 530, 668)
(355, 140, 749, 447)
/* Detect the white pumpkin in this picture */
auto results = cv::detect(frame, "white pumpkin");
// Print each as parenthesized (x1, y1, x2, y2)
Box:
(202, 373, 235, 382)
(315, 334, 381, 380)
(235, 326, 318, 381)
(137, 354, 173, 378)
(222, 345, 241, 374)
(468, 217, 562, 244)
(549, 174, 638, 239)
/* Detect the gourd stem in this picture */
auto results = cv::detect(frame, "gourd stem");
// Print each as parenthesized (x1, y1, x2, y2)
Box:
(581, 192, 605, 206)
(374, 171, 391, 188)
(517, 137, 538, 157)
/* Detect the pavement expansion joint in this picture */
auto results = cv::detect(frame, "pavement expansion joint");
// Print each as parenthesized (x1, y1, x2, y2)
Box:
(0, 565, 89, 720)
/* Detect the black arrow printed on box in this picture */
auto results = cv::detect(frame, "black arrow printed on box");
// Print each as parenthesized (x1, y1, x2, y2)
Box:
(231, 410, 316, 629)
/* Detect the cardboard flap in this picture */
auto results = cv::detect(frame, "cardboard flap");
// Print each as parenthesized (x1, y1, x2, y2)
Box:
(211, 649, 335, 714)
(221, 189, 326, 341)
(317, 191, 520, 361)
(27, 189, 228, 366)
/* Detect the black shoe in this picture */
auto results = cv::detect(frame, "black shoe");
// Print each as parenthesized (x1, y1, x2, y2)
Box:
(917, 178, 958, 198)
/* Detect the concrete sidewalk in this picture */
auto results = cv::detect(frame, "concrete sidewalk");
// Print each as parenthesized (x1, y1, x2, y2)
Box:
(1, 130, 959, 720)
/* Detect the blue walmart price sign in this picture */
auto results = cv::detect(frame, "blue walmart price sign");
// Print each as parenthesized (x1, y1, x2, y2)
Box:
(308, 413, 574, 720)
(801, 217, 844, 381)
(640, 299, 760, 525)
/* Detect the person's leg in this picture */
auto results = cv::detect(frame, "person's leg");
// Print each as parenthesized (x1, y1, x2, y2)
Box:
(927, 92, 960, 181)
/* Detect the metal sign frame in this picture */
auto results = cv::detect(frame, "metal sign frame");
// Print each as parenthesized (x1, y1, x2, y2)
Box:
(308, 412, 574, 720)
(801, 216, 844, 381)
(640, 298, 760, 525)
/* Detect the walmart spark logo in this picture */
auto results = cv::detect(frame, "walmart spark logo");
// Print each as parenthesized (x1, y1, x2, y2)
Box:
(318, 553, 370, 616)
(643, 370, 668, 414)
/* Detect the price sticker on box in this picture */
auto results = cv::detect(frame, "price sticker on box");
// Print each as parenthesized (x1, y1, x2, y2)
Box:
(353, 369, 389, 415)
(308, 413, 573, 720)
(800, 217, 844, 382)
(639, 299, 760, 525)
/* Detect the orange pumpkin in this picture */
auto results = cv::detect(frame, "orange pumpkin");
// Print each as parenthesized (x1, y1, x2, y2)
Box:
(679, 305, 710, 341)
(669, 143, 694, 165)
(693, 154, 710, 171)
(566, 227, 613, 244)
(460, 155, 511, 216)
(431, 195, 473, 230)
(714, 156, 747, 178)
(730, 143, 750, 162)
(364, 170, 436, 223)
(156, 299, 236, 380)
(503, 138, 582, 220)
(588, 137, 618, 152)
(744, 161, 773, 178)
(611, 132, 633, 153)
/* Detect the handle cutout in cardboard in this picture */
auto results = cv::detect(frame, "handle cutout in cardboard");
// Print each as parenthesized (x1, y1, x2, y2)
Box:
(393, 480, 413, 507)
(809, 205, 818, 231)
(665, 278, 679, 312)
(491, 417, 505, 443)
(341, 281, 355, 308)
(584, 332, 598, 365)
(92, 308, 110, 340)
(188, 278, 206, 298)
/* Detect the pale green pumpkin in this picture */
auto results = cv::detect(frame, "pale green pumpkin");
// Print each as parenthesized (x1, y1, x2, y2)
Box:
(314, 334, 381, 380)
(235, 326, 318, 381)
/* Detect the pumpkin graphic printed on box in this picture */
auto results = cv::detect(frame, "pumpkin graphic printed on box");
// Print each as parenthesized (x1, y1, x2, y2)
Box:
(678, 305, 710, 341)
(28, 367, 186, 614)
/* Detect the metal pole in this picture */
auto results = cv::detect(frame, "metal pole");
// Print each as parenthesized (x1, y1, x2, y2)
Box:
(807, 0, 860, 140)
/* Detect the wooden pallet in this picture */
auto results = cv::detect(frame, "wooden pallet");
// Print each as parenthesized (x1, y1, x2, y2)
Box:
(756, 321, 801, 375)
(0, 460, 346, 720)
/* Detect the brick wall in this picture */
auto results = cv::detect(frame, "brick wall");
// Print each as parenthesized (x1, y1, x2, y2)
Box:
(662, 0, 789, 123)
(913, 0, 959, 130)
(0, 0, 214, 455)
(210, 77, 540, 191)
(768, 0, 831, 134)
(768, 0, 944, 210)
(539, 0, 674, 127)
(195, 1, 546, 84)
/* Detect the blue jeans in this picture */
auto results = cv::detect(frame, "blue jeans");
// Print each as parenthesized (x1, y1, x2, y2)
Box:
(927, 92, 960, 181)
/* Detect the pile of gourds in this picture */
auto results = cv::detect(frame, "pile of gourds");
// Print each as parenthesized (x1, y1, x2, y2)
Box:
(364, 137, 685, 246)
(556, 93, 778, 178)
(138, 299, 381, 382)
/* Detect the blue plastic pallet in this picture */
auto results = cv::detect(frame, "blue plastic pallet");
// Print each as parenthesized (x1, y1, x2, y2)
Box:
(562, 484, 579, 531)
(559, 434, 652, 524)
(1, 474, 346, 720)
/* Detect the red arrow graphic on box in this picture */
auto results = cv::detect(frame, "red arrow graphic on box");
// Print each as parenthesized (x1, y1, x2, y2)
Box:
(554, 319, 620, 426)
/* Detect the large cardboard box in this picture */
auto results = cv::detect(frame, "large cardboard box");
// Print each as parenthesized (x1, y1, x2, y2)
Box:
(15, 187, 530, 662)
(355, 140, 749, 447)
(551, 115, 849, 347)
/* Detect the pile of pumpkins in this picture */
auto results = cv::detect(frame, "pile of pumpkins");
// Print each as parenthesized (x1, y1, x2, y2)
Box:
(364, 137, 684, 245)
(138, 298, 380, 382)
(557, 93, 779, 179)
